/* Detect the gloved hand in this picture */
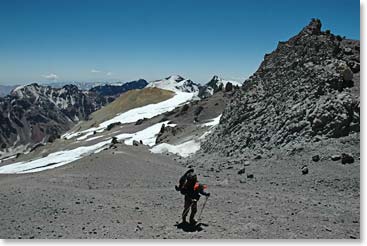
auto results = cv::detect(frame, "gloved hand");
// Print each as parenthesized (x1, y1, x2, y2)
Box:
(206, 193, 211, 197)
(175, 185, 180, 191)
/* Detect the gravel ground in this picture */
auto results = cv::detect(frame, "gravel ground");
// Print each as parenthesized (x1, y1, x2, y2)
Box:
(0, 134, 360, 239)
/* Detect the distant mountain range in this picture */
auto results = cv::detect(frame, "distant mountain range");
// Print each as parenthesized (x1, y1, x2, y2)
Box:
(0, 83, 111, 153)
(89, 79, 148, 97)
(0, 75, 240, 155)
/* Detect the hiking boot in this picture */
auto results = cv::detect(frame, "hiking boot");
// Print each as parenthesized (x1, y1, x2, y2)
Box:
(189, 219, 197, 225)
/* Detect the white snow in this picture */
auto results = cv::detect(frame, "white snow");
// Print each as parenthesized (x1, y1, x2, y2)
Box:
(118, 121, 176, 147)
(147, 75, 199, 94)
(76, 132, 95, 141)
(63, 91, 195, 140)
(0, 155, 17, 163)
(0, 122, 174, 174)
(150, 140, 201, 157)
(149, 114, 222, 157)
(85, 135, 104, 142)
(202, 114, 222, 127)
(0, 140, 110, 174)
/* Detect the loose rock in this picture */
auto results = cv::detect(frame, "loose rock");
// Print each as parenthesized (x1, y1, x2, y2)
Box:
(341, 153, 354, 164)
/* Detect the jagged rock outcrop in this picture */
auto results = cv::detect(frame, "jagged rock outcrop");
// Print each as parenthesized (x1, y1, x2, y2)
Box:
(202, 19, 360, 157)
(198, 75, 242, 98)
(0, 83, 109, 153)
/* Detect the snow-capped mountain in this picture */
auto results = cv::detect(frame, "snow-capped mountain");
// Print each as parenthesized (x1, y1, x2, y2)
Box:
(45, 81, 106, 90)
(198, 75, 242, 98)
(147, 75, 200, 94)
(0, 84, 109, 154)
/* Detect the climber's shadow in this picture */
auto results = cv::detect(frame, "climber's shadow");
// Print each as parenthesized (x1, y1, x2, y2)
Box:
(174, 221, 209, 232)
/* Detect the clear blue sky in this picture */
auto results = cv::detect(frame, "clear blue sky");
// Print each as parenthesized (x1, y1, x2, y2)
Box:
(0, 0, 360, 85)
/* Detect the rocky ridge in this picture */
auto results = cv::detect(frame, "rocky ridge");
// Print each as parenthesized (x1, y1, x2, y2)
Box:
(0, 84, 109, 154)
(89, 79, 148, 97)
(202, 19, 360, 157)
(198, 75, 241, 99)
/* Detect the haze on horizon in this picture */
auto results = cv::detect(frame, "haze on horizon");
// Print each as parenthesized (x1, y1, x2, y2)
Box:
(0, 0, 359, 85)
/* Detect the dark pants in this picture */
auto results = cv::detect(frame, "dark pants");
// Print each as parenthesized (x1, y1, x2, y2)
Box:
(182, 195, 197, 222)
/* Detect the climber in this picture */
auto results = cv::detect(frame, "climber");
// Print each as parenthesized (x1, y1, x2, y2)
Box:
(175, 169, 210, 224)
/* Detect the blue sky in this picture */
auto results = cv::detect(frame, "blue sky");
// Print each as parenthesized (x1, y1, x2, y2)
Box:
(0, 0, 360, 85)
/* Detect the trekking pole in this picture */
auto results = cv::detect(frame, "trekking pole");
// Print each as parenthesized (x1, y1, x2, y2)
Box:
(197, 196, 209, 222)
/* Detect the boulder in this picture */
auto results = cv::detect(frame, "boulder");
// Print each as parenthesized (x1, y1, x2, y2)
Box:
(301, 165, 309, 175)
(343, 47, 353, 55)
(341, 153, 354, 164)
(254, 155, 262, 160)
(107, 122, 122, 131)
(312, 155, 320, 162)
(237, 168, 246, 175)
(133, 140, 140, 146)
(135, 118, 147, 125)
(111, 137, 118, 144)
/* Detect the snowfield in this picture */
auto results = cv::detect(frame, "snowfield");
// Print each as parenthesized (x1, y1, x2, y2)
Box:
(0, 122, 173, 174)
(0, 80, 220, 174)
(146, 75, 199, 94)
(202, 114, 222, 127)
(0, 140, 110, 174)
(63, 91, 195, 140)
(118, 121, 176, 147)
(150, 140, 201, 157)
(150, 114, 222, 157)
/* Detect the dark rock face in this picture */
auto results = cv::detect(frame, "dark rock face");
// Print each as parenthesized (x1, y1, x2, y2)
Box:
(89, 79, 148, 97)
(155, 125, 183, 144)
(0, 83, 109, 152)
(202, 19, 360, 157)
(198, 75, 240, 99)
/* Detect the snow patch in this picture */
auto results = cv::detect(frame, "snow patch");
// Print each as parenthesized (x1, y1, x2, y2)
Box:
(0, 140, 110, 174)
(147, 75, 199, 94)
(202, 114, 222, 127)
(0, 122, 173, 174)
(117, 121, 176, 147)
(63, 92, 194, 140)
(85, 135, 104, 142)
(150, 140, 201, 157)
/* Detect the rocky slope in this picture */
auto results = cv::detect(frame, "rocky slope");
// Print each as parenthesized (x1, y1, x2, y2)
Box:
(202, 19, 360, 157)
(0, 84, 109, 154)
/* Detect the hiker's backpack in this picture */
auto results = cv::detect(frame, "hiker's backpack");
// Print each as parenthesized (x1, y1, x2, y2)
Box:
(178, 169, 196, 195)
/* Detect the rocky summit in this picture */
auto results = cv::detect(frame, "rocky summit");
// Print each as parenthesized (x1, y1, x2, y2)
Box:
(202, 19, 360, 157)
